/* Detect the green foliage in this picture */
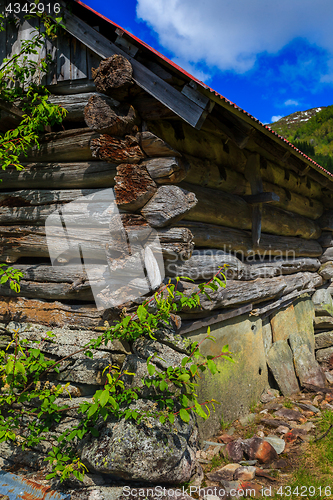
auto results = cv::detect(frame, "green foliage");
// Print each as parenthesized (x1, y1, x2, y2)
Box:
(0, 264, 24, 293)
(0, 10, 66, 174)
(0, 269, 233, 483)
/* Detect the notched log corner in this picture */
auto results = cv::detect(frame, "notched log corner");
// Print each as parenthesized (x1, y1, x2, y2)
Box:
(84, 94, 140, 136)
(114, 163, 157, 211)
(91, 54, 134, 101)
(90, 134, 145, 163)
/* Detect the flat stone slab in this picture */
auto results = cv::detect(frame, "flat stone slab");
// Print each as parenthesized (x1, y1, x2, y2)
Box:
(270, 304, 298, 342)
(267, 340, 299, 396)
(274, 408, 304, 421)
(289, 330, 314, 355)
(294, 296, 315, 340)
(316, 346, 333, 368)
(315, 331, 333, 349)
(262, 317, 272, 356)
(314, 316, 333, 330)
(312, 289, 333, 316)
(293, 344, 326, 387)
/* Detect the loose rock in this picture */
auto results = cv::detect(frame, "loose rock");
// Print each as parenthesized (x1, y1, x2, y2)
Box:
(274, 408, 304, 421)
(242, 437, 278, 464)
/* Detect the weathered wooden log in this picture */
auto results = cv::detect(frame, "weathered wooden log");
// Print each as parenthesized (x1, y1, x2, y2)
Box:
(132, 94, 177, 120)
(317, 211, 333, 231)
(148, 121, 325, 201)
(157, 227, 194, 260)
(24, 128, 143, 164)
(142, 157, 189, 184)
(114, 163, 157, 211)
(321, 191, 333, 210)
(261, 160, 322, 200)
(180, 183, 321, 239)
(184, 155, 251, 196)
(179, 221, 323, 257)
(84, 94, 139, 135)
(147, 120, 247, 169)
(164, 251, 320, 281)
(0, 224, 194, 263)
(90, 134, 144, 163)
(23, 128, 99, 162)
(0, 162, 117, 190)
(179, 155, 322, 218)
(262, 180, 323, 220)
(0, 280, 94, 301)
(141, 185, 197, 228)
(0, 257, 163, 303)
(140, 131, 181, 157)
(0, 188, 100, 206)
(48, 92, 113, 122)
(179, 272, 322, 313)
(0, 296, 105, 329)
(91, 55, 134, 101)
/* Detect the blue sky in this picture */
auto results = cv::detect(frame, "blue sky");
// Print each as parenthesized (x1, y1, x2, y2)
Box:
(82, 0, 333, 125)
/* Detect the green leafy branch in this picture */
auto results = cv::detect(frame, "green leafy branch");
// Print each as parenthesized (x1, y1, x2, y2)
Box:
(0, 11, 67, 174)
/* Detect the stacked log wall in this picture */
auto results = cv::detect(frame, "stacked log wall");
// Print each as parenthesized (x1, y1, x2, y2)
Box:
(1, 54, 333, 329)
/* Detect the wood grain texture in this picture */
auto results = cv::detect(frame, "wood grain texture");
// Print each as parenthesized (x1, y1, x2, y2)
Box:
(90, 134, 144, 163)
(181, 182, 321, 239)
(180, 221, 323, 257)
(142, 157, 189, 184)
(24, 128, 99, 162)
(84, 94, 138, 135)
(141, 185, 198, 228)
(165, 251, 320, 281)
(91, 54, 133, 101)
(140, 131, 181, 157)
(0, 224, 194, 263)
(114, 163, 157, 210)
(0, 162, 117, 190)
(179, 272, 322, 313)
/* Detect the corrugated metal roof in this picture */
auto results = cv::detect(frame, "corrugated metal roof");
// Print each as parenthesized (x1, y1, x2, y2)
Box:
(0, 470, 70, 500)
(75, 0, 333, 181)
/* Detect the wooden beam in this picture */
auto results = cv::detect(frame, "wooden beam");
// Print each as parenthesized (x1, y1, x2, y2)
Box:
(243, 192, 280, 204)
(59, 3, 209, 129)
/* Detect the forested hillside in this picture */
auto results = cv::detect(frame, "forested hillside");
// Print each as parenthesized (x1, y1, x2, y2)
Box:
(269, 105, 333, 172)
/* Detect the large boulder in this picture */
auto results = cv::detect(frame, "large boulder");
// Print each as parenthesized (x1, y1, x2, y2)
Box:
(80, 399, 198, 483)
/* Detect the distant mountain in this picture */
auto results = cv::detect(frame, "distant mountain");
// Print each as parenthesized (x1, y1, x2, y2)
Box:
(269, 105, 333, 173)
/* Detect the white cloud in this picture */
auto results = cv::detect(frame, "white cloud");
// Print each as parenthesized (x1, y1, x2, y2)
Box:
(271, 115, 283, 123)
(136, 0, 333, 75)
(284, 99, 299, 106)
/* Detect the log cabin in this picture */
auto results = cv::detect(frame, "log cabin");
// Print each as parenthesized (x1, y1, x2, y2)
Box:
(1, 0, 333, 439)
